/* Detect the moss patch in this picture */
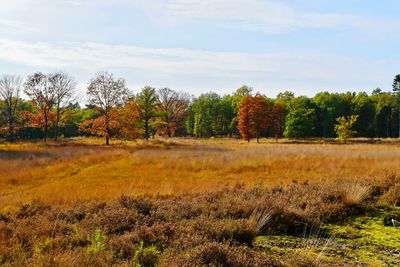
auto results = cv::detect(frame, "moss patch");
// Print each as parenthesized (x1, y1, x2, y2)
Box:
(254, 208, 400, 266)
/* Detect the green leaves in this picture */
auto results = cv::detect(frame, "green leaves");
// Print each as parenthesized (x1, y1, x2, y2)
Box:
(334, 115, 359, 143)
(87, 228, 106, 253)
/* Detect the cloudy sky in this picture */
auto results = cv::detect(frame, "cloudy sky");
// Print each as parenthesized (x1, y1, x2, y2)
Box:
(0, 0, 399, 98)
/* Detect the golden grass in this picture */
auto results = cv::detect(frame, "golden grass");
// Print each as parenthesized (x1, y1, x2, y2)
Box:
(1, 137, 400, 208)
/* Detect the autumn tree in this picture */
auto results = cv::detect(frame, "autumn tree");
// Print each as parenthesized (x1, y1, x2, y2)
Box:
(157, 88, 190, 137)
(24, 72, 57, 142)
(270, 102, 285, 141)
(334, 115, 359, 144)
(86, 71, 129, 145)
(238, 94, 270, 143)
(137, 86, 159, 141)
(117, 99, 141, 139)
(0, 75, 22, 140)
(230, 85, 252, 136)
(48, 72, 76, 142)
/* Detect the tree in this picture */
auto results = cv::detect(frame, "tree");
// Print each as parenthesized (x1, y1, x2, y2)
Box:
(0, 75, 22, 140)
(190, 93, 218, 137)
(270, 102, 285, 141)
(232, 85, 253, 113)
(24, 72, 57, 142)
(284, 97, 316, 138)
(238, 94, 270, 143)
(277, 91, 295, 103)
(87, 71, 129, 145)
(372, 91, 396, 138)
(393, 74, 400, 138)
(79, 112, 121, 141)
(137, 86, 159, 141)
(117, 99, 141, 139)
(351, 92, 375, 137)
(48, 72, 76, 142)
(335, 115, 359, 144)
(157, 88, 189, 137)
(313, 92, 344, 137)
(230, 86, 252, 137)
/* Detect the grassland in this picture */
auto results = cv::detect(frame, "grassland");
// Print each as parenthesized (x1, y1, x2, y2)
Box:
(0, 138, 400, 266)
(1, 138, 400, 208)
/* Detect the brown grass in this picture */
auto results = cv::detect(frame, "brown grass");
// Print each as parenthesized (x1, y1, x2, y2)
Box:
(1, 137, 400, 208)
(0, 175, 398, 266)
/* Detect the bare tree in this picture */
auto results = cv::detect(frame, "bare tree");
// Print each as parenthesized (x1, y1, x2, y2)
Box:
(158, 88, 190, 137)
(87, 71, 129, 145)
(24, 72, 57, 142)
(0, 75, 22, 140)
(49, 72, 76, 142)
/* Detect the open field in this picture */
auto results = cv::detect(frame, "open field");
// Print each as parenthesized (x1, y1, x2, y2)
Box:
(1, 138, 400, 208)
(0, 138, 400, 266)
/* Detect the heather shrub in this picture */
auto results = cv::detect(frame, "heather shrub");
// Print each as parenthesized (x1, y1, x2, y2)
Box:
(1, 176, 399, 266)
(379, 184, 400, 207)
(133, 241, 160, 267)
(82, 203, 140, 235)
(171, 242, 278, 267)
(193, 218, 256, 245)
(108, 233, 138, 259)
(119, 195, 155, 216)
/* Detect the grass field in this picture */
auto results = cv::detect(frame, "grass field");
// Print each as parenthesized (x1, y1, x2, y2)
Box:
(1, 138, 400, 208)
(0, 138, 400, 266)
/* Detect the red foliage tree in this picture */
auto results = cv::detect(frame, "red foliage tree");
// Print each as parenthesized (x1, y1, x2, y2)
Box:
(271, 102, 285, 141)
(20, 104, 56, 138)
(80, 100, 141, 140)
(238, 94, 270, 143)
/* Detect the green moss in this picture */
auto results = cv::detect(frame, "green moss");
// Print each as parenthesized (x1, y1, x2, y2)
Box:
(254, 208, 400, 266)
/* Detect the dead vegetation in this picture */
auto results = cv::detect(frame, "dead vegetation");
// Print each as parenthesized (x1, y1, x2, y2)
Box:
(0, 172, 399, 266)
(1, 138, 400, 208)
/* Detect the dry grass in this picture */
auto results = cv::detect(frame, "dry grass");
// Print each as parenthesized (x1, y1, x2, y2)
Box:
(1, 137, 400, 208)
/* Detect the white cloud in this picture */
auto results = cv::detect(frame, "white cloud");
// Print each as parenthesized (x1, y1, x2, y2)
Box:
(0, 38, 395, 97)
(0, 19, 38, 31)
(63, 1, 84, 6)
(131, 0, 398, 34)
(2, 0, 395, 35)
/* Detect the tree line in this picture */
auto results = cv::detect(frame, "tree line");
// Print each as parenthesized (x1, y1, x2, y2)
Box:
(0, 71, 400, 144)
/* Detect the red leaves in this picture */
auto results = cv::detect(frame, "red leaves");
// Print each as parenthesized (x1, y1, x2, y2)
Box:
(238, 94, 270, 142)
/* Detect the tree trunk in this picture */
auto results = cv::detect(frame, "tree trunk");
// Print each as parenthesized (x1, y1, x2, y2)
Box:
(44, 121, 48, 142)
(106, 137, 110, 145)
(7, 118, 14, 142)
(145, 119, 149, 141)
(54, 110, 60, 142)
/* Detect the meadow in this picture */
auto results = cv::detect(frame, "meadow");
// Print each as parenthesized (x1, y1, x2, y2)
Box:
(0, 138, 400, 266)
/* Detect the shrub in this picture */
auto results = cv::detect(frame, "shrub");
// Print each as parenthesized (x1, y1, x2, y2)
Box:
(87, 228, 106, 253)
(133, 241, 160, 267)
(379, 184, 400, 207)
(173, 242, 277, 267)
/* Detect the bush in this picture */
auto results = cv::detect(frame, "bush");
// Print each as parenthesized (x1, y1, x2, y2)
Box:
(173, 242, 277, 267)
(133, 241, 160, 267)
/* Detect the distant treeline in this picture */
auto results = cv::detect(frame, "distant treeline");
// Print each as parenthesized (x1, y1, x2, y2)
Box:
(0, 71, 400, 143)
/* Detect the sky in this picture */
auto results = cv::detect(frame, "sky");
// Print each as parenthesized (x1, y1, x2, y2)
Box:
(0, 0, 399, 99)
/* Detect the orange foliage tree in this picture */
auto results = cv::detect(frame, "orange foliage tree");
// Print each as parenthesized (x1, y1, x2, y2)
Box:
(80, 100, 141, 140)
(271, 102, 285, 141)
(238, 94, 270, 143)
(86, 72, 129, 145)
(20, 104, 56, 138)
